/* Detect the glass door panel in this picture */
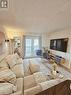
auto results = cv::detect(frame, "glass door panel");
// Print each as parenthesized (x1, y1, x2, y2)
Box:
(33, 39, 39, 55)
(25, 39, 32, 57)
(25, 36, 41, 58)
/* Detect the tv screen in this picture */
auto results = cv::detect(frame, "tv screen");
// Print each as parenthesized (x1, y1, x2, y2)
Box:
(50, 38, 68, 52)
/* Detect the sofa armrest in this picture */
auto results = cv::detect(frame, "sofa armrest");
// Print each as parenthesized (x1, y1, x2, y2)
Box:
(10, 91, 22, 95)
(38, 79, 63, 91)
(16, 78, 24, 92)
(24, 85, 42, 95)
(11, 78, 24, 95)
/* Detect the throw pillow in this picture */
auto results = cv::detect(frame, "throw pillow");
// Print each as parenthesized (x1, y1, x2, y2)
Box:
(0, 68, 16, 84)
(17, 58, 23, 64)
(0, 60, 8, 68)
(24, 75, 36, 90)
(5, 55, 17, 68)
(11, 64, 24, 78)
(29, 60, 40, 74)
(33, 72, 47, 84)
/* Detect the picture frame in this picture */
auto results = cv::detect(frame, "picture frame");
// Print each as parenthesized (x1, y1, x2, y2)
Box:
(14, 37, 21, 48)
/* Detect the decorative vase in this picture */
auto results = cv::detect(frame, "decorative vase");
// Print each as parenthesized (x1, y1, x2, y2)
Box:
(51, 63, 57, 79)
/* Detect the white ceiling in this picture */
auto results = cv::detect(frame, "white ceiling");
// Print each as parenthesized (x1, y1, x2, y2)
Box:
(0, 0, 71, 33)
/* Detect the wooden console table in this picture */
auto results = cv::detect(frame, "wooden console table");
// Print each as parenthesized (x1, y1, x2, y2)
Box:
(36, 80, 71, 95)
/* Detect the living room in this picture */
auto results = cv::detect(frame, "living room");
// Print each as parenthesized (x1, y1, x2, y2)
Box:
(0, 0, 71, 95)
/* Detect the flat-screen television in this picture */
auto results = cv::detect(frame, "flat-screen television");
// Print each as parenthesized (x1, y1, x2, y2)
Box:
(50, 38, 68, 52)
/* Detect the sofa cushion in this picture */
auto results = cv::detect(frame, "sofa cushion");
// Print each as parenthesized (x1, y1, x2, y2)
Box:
(17, 58, 23, 64)
(14, 53, 20, 59)
(24, 60, 31, 76)
(0, 60, 8, 68)
(10, 91, 22, 95)
(6, 55, 17, 68)
(39, 79, 60, 91)
(29, 60, 40, 74)
(16, 78, 24, 91)
(24, 85, 42, 95)
(0, 68, 16, 84)
(33, 72, 47, 84)
(11, 64, 24, 78)
(6, 54, 23, 69)
(0, 83, 17, 95)
(24, 75, 36, 90)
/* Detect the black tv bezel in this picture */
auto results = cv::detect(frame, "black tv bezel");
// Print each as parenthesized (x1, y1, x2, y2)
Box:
(50, 38, 68, 52)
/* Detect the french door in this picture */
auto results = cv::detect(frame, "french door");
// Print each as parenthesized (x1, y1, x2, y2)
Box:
(24, 36, 41, 58)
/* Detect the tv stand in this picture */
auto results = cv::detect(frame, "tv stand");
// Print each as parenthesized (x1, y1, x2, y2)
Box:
(43, 52, 63, 64)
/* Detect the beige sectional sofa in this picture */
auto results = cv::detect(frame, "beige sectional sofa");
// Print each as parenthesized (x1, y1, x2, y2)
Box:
(24, 58, 50, 76)
(0, 53, 24, 95)
(24, 58, 66, 95)
(0, 55, 66, 95)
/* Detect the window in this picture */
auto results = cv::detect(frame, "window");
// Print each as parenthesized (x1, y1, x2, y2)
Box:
(24, 36, 41, 57)
(25, 38, 32, 57)
(33, 39, 39, 55)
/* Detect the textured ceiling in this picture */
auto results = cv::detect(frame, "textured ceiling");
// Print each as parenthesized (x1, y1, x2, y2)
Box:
(0, 0, 71, 33)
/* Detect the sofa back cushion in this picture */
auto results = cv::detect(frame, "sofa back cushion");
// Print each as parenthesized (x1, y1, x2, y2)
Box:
(17, 58, 23, 64)
(6, 55, 17, 68)
(5, 54, 22, 69)
(11, 64, 24, 78)
(0, 68, 16, 84)
(24, 85, 42, 95)
(29, 60, 40, 74)
(0, 83, 17, 95)
(33, 72, 47, 84)
(24, 75, 36, 90)
(39, 79, 60, 91)
(0, 60, 8, 68)
(24, 60, 31, 76)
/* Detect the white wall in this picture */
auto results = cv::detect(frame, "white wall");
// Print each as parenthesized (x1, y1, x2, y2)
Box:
(0, 31, 9, 61)
(46, 29, 71, 61)
(42, 33, 48, 48)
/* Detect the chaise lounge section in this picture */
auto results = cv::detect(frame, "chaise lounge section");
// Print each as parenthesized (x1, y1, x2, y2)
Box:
(0, 53, 24, 95)
(24, 58, 71, 95)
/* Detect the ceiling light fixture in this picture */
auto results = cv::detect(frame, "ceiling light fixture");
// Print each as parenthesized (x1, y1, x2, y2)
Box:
(0, 0, 8, 8)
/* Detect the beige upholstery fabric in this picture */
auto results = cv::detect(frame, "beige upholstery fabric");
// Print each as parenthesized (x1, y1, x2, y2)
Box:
(24, 58, 50, 76)
(24, 85, 42, 95)
(24, 72, 48, 95)
(6, 54, 23, 68)
(12, 78, 23, 95)
(0, 54, 24, 95)
(33, 72, 47, 84)
(39, 79, 60, 91)
(10, 91, 22, 95)
(17, 58, 23, 64)
(0, 83, 17, 95)
(29, 61, 40, 74)
(24, 60, 31, 76)
(0, 68, 16, 84)
(14, 53, 20, 59)
(12, 64, 24, 78)
(6, 55, 17, 68)
(0, 60, 8, 68)
(24, 75, 36, 90)
(16, 78, 24, 92)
